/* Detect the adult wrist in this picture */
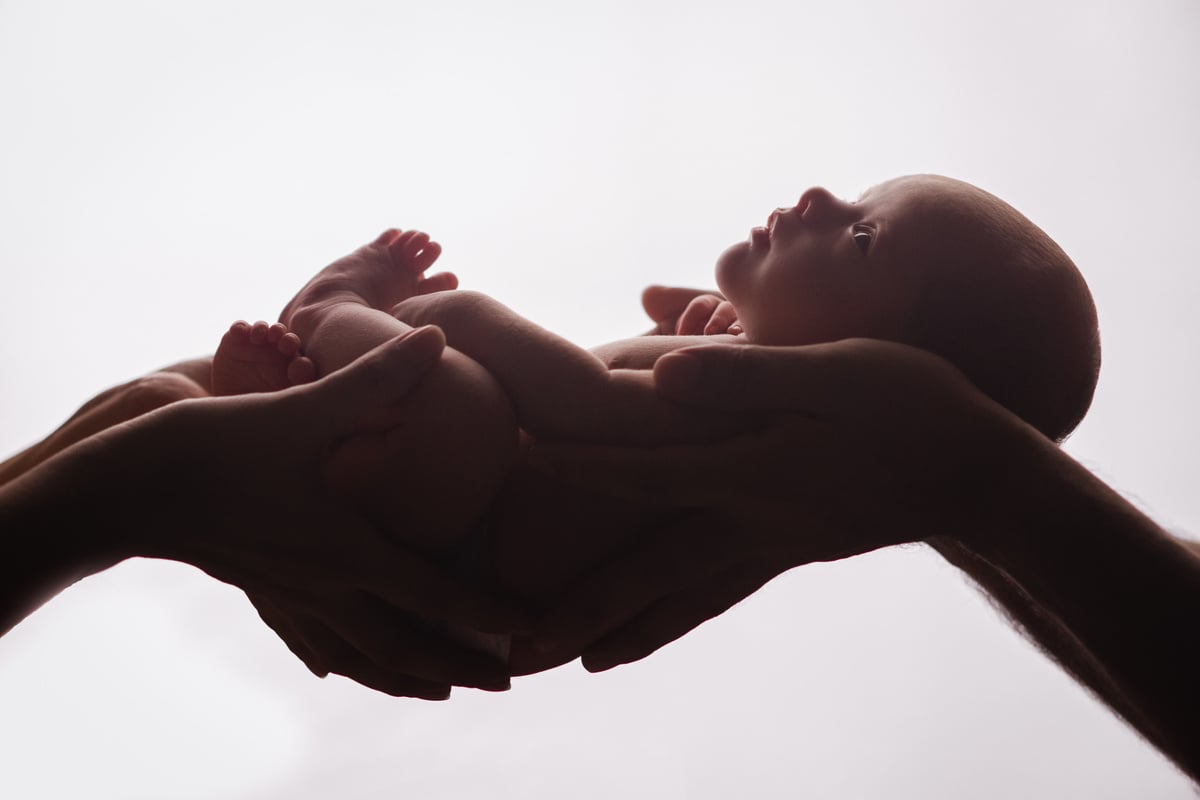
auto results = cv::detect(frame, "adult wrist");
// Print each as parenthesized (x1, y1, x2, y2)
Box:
(932, 406, 1065, 556)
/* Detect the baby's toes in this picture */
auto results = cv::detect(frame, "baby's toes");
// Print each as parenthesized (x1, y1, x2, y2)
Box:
(266, 322, 289, 345)
(416, 270, 458, 296)
(387, 229, 418, 259)
(249, 320, 271, 344)
(372, 228, 403, 248)
(226, 320, 252, 340)
(277, 331, 303, 357)
(216, 321, 253, 353)
(411, 240, 442, 273)
(391, 231, 431, 267)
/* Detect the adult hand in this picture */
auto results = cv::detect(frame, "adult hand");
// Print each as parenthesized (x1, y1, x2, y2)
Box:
(533, 338, 1047, 670)
(116, 327, 525, 698)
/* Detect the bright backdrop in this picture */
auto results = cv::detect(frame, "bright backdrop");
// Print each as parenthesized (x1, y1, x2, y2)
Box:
(1, 1, 1198, 797)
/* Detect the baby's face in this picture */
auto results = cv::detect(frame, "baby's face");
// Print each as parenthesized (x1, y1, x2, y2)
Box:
(716, 175, 961, 345)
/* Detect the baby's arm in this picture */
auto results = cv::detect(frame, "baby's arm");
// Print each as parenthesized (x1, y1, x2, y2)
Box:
(392, 292, 745, 445)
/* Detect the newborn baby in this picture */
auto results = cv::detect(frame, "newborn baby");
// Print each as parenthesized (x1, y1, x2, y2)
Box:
(212, 174, 1100, 672)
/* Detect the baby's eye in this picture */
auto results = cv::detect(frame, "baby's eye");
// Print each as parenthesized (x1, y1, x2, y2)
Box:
(851, 223, 874, 254)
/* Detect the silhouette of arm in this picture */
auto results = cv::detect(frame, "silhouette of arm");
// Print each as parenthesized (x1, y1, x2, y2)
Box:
(533, 339, 1200, 781)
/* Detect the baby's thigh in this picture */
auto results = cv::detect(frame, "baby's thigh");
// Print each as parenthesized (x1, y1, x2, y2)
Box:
(327, 347, 519, 557)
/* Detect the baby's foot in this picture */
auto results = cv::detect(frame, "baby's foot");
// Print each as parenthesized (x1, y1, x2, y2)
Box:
(279, 229, 453, 335)
(212, 320, 316, 396)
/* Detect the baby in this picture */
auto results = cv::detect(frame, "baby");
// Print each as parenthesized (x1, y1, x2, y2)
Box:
(210, 174, 1101, 672)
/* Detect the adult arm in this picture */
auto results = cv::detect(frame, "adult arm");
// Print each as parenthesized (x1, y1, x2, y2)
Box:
(0, 328, 524, 699)
(533, 339, 1200, 780)
(0, 357, 213, 487)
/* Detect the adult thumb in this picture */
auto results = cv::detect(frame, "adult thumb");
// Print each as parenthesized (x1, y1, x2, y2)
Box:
(310, 326, 446, 433)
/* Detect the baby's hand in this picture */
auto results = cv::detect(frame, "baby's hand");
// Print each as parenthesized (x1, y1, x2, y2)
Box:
(675, 294, 742, 336)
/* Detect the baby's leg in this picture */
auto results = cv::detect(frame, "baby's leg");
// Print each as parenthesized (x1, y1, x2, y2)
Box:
(278, 230, 517, 557)
(211, 320, 316, 396)
(280, 229, 452, 376)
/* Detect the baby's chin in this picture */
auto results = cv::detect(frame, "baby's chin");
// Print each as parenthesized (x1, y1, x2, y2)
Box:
(714, 239, 750, 296)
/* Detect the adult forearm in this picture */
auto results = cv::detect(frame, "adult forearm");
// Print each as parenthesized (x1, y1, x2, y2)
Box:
(0, 437, 141, 637)
(927, 537, 1159, 759)
(954, 450, 1200, 779)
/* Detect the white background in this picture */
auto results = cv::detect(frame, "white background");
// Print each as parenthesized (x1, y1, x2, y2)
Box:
(1, 0, 1198, 796)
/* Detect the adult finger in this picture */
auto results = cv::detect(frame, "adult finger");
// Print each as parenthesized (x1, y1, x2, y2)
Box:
(294, 614, 454, 699)
(535, 516, 737, 653)
(326, 592, 511, 691)
(346, 528, 533, 636)
(250, 593, 330, 677)
(654, 339, 959, 415)
(580, 559, 782, 673)
(250, 590, 452, 697)
(653, 342, 838, 412)
(306, 326, 446, 434)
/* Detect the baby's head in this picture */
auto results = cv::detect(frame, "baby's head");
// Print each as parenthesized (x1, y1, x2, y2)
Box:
(716, 174, 1100, 441)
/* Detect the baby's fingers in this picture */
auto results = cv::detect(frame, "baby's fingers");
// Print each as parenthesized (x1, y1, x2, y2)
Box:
(703, 301, 739, 335)
(676, 294, 723, 335)
(641, 285, 719, 328)
(416, 270, 458, 295)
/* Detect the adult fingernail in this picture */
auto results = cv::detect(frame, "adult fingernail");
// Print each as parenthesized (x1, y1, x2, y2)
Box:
(656, 352, 702, 395)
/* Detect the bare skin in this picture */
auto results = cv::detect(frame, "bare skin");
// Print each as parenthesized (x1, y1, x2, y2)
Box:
(531, 290, 1200, 781)
(271, 174, 1098, 674)
(0, 330, 527, 698)
(210, 319, 315, 395)
(280, 229, 519, 556)
(0, 319, 316, 489)
(273, 229, 739, 670)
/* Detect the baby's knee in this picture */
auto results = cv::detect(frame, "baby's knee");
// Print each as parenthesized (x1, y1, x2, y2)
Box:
(392, 289, 502, 328)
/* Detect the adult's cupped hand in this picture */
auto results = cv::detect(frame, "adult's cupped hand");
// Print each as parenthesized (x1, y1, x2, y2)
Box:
(531, 335, 1043, 672)
(131, 327, 529, 698)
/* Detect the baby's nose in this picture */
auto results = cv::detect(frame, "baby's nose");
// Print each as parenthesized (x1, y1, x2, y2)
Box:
(799, 186, 853, 223)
